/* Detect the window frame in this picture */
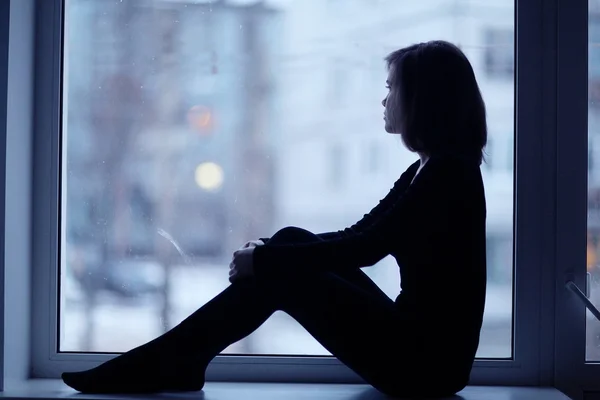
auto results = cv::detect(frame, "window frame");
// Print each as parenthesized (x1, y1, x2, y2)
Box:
(553, 0, 600, 399)
(20, 0, 558, 386)
(0, 0, 9, 391)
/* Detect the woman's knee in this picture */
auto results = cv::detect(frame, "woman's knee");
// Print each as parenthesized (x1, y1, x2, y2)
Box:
(268, 226, 318, 245)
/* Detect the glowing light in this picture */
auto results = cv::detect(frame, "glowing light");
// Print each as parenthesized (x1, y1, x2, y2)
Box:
(187, 105, 213, 133)
(195, 162, 223, 191)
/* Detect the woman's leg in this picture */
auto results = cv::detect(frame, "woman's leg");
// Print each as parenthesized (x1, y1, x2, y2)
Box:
(62, 227, 428, 396)
(62, 272, 279, 393)
(264, 226, 394, 302)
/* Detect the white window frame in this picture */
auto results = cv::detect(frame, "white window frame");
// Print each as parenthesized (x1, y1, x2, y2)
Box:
(0, 0, 570, 389)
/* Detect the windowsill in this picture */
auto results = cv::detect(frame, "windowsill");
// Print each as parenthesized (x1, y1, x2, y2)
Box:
(0, 380, 570, 400)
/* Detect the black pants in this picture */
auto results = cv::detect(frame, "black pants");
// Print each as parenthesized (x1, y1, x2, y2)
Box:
(174, 226, 463, 398)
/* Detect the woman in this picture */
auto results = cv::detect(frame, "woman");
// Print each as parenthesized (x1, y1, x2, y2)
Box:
(62, 40, 487, 398)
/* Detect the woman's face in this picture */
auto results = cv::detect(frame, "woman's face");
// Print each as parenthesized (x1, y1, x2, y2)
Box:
(382, 65, 404, 134)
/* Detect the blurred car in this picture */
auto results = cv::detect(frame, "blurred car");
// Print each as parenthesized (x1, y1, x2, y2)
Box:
(66, 242, 165, 300)
(101, 259, 165, 298)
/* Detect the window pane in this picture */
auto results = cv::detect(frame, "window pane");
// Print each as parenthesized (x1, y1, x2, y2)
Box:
(588, 0, 600, 362)
(60, 0, 514, 358)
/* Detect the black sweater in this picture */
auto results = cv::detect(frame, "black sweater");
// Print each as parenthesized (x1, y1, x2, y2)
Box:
(254, 155, 487, 363)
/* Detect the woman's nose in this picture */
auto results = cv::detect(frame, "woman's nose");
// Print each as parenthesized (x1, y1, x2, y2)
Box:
(382, 98, 386, 107)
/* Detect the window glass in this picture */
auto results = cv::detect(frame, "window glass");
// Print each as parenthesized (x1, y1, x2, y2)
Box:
(61, 0, 514, 358)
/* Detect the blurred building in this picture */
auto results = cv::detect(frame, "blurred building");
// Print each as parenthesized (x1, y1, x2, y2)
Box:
(588, 3, 600, 266)
(64, 0, 280, 260)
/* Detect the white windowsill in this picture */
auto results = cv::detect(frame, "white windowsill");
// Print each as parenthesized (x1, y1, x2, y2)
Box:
(0, 380, 571, 400)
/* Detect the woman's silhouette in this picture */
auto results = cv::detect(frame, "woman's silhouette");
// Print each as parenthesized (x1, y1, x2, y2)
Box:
(62, 40, 487, 399)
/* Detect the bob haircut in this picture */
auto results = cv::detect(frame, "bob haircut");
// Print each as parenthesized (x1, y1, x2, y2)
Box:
(385, 40, 488, 165)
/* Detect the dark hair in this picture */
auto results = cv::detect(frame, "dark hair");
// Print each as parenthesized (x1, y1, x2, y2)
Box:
(385, 40, 487, 164)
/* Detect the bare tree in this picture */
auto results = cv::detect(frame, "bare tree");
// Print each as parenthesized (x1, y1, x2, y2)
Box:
(83, 0, 142, 350)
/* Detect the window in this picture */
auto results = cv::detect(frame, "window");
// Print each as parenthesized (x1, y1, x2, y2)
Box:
(30, 0, 557, 386)
(366, 141, 383, 174)
(59, 0, 513, 358)
(588, 1, 600, 363)
(328, 58, 349, 107)
(327, 143, 345, 191)
(483, 28, 514, 79)
(591, 12, 600, 109)
(554, 1, 600, 397)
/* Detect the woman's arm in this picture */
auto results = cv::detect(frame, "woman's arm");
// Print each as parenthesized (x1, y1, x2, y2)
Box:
(253, 163, 439, 275)
(252, 157, 474, 276)
(253, 220, 399, 275)
(259, 232, 340, 244)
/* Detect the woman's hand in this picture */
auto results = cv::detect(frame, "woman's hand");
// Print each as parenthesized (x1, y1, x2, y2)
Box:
(229, 247, 256, 283)
(241, 239, 265, 249)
